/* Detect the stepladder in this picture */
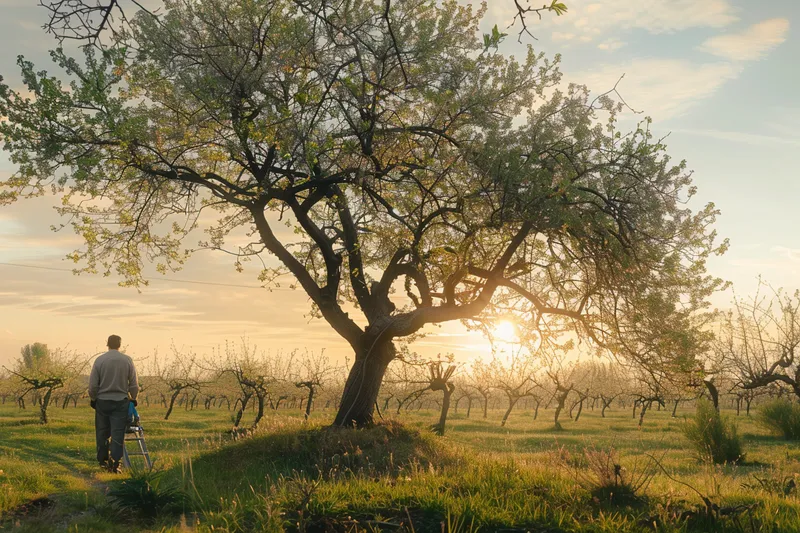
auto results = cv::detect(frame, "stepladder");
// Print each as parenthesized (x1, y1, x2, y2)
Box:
(122, 425, 153, 470)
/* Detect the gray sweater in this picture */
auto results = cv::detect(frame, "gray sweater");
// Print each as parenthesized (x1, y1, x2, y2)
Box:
(88, 350, 139, 401)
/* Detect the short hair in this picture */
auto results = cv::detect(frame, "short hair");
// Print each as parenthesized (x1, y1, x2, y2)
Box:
(107, 335, 122, 350)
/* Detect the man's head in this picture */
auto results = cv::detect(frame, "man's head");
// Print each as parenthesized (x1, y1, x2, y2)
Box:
(107, 335, 122, 350)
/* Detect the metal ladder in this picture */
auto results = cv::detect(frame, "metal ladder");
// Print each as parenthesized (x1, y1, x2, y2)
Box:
(122, 425, 153, 470)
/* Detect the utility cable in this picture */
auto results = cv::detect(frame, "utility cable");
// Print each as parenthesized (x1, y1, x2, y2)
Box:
(0, 261, 292, 291)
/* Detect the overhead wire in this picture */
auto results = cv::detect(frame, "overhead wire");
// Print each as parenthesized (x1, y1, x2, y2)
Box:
(0, 261, 293, 291)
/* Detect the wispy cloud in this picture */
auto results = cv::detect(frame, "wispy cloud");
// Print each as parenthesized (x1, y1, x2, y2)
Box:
(545, 0, 737, 44)
(700, 18, 790, 61)
(574, 59, 743, 121)
(669, 128, 800, 147)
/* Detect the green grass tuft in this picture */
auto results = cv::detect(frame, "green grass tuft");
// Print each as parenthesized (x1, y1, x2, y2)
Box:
(757, 399, 800, 440)
(682, 400, 744, 464)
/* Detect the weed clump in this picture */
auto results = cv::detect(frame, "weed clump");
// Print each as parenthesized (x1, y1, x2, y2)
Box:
(108, 467, 185, 520)
(682, 400, 744, 464)
(557, 445, 656, 506)
(757, 399, 800, 440)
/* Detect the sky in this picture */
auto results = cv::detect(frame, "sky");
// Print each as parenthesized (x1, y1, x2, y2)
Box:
(0, 0, 798, 367)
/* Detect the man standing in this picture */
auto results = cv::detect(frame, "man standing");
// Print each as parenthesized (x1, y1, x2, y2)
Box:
(88, 335, 139, 473)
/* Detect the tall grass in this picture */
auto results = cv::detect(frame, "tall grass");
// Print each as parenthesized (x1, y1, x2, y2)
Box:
(682, 400, 744, 464)
(757, 399, 800, 440)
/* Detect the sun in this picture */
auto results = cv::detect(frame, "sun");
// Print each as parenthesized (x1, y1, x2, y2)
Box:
(492, 320, 517, 343)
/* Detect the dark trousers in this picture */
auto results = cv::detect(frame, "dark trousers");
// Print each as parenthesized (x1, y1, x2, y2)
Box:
(95, 399, 129, 464)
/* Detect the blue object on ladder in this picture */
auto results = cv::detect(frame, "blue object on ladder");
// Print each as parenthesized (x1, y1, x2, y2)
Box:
(127, 401, 140, 427)
(123, 401, 152, 469)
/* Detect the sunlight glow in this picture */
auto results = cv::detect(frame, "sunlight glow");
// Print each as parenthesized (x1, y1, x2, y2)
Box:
(492, 320, 517, 344)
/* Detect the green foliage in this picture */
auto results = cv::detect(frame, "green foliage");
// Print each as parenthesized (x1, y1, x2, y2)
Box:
(758, 399, 800, 440)
(549, 1, 569, 16)
(482, 24, 508, 50)
(682, 400, 744, 464)
(20, 343, 50, 370)
(108, 467, 185, 520)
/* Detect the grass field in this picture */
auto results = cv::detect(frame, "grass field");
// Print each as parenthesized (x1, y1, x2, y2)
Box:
(1, 401, 799, 532)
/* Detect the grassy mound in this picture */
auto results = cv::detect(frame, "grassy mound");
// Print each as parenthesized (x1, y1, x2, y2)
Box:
(177, 419, 463, 498)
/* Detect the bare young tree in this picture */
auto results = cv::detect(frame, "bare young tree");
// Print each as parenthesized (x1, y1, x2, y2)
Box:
(295, 349, 334, 420)
(426, 361, 457, 435)
(215, 341, 276, 429)
(155, 346, 203, 420)
(469, 359, 494, 419)
(452, 375, 478, 418)
(489, 352, 538, 427)
(5, 346, 88, 424)
(718, 284, 800, 401)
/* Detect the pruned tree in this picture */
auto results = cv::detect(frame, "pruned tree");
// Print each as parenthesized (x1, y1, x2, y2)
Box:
(214, 341, 290, 428)
(452, 375, 478, 418)
(5, 347, 88, 424)
(489, 351, 538, 427)
(426, 361, 457, 435)
(155, 346, 203, 420)
(294, 349, 334, 420)
(2, 0, 724, 428)
(718, 284, 800, 401)
(469, 359, 494, 419)
(593, 361, 628, 418)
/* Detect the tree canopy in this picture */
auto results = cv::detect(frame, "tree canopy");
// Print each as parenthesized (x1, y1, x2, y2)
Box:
(0, 0, 725, 426)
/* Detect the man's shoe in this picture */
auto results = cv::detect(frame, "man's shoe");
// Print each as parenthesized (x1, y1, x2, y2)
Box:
(108, 461, 122, 474)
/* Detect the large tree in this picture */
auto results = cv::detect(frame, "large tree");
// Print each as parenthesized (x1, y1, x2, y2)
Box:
(1, 0, 723, 427)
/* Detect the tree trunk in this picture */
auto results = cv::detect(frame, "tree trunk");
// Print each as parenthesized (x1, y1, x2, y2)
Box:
(554, 388, 570, 429)
(746, 397, 752, 416)
(704, 380, 720, 411)
(501, 396, 518, 427)
(638, 400, 650, 427)
(165, 389, 181, 420)
(574, 397, 585, 422)
(466, 397, 472, 418)
(533, 398, 540, 420)
(433, 385, 454, 435)
(234, 393, 252, 428)
(482, 394, 489, 418)
(305, 386, 315, 420)
(672, 399, 680, 418)
(601, 397, 612, 418)
(252, 392, 265, 429)
(40, 388, 53, 424)
(333, 342, 395, 427)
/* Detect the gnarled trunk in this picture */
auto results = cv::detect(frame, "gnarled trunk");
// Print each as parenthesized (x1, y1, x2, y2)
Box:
(304, 386, 315, 420)
(433, 384, 455, 435)
(501, 395, 518, 427)
(333, 342, 395, 427)
(40, 388, 53, 424)
(164, 390, 181, 420)
(553, 387, 571, 429)
(704, 380, 720, 412)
